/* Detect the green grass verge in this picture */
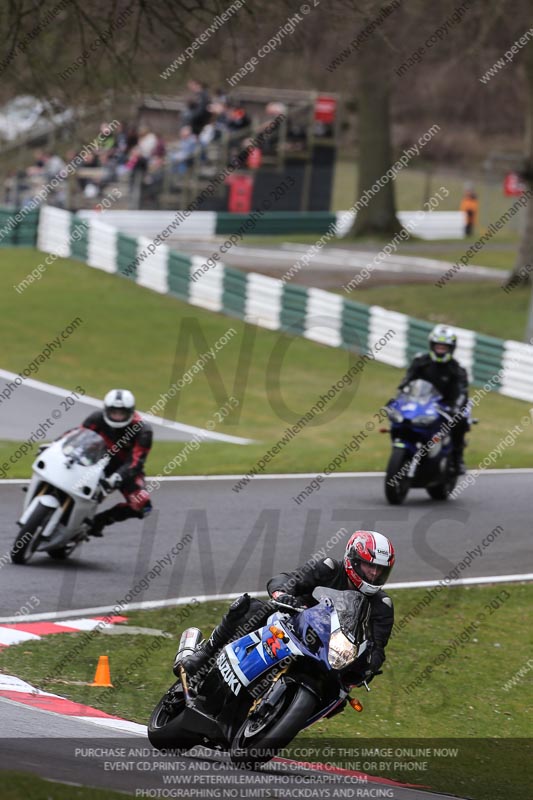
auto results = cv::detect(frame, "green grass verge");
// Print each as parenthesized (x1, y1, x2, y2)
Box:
(1, 584, 531, 799)
(396, 244, 514, 271)
(332, 162, 523, 233)
(348, 280, 528, 341)
(1, 771, 132, 799)
(1, 248, 532, 480)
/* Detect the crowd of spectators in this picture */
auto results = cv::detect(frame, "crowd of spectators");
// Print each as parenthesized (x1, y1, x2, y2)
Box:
(4, 80, 309, 208)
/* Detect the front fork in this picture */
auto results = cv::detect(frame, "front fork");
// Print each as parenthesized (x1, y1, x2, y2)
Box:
(392, 440, 419, 479)
(406, 443, 423, 478)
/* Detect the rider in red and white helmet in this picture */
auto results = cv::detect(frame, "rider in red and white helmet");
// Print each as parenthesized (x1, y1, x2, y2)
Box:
(181, 530, 395, 688)
(344, 530, 395, 596)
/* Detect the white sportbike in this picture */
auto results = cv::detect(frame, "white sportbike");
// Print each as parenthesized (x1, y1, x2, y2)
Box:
(11, 428, 110, 564)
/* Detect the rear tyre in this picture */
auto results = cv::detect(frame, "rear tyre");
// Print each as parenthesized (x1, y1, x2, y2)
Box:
(426, 456, 457, 501)
(148, 681, 200, 752)
(47, 539, 81, 560)
(11, 504, 53, 565)
(231, 682, 317, 769)
(385, 449, 411, 505)
(426, 474, 457, 501)
(47, 547, 70, 560)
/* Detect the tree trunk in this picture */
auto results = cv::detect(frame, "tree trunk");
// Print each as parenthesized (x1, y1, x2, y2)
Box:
(351, 33, 401, 237)
(507, 36, 533, 299)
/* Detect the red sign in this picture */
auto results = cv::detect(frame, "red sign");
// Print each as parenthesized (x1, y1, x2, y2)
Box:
(246, 147, 263, 170)
(314, 96, 337, 125)
(504, 172, 526, 196)
(226, 174, 254, 213)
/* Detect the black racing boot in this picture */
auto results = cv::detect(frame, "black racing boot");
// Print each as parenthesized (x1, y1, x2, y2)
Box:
(86, 504, 145, 537)
(85, 510, 114, 538)
(179, 594, 252, 682)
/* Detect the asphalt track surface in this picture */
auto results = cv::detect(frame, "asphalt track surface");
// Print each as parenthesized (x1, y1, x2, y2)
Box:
(0, 697, 464, 799)
(0, 372, 252, 444)
(0, 471, 530, 618)
(171, 240, 507, 290)
(2, 471, 531, 799)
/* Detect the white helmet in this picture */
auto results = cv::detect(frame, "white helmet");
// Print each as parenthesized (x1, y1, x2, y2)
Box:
(103, 389, 135, 428)
(429, 325, 457, 364)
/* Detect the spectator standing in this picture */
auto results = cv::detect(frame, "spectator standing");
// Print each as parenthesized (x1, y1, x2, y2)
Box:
(460, 187, 479, 236)
(186, 79, 211, 135)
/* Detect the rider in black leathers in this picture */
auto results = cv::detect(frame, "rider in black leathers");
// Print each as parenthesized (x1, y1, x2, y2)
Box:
(180, 530, 395, 688)
(399, 324, 469, 474)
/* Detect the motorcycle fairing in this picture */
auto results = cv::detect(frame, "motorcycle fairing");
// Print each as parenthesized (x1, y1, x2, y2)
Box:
(224, 615, 304, 689)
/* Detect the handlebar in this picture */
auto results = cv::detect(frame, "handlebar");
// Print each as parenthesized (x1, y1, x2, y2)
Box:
(270, 599, 307, 613)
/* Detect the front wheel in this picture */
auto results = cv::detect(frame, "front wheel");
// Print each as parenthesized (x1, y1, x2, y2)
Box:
(11, 504, 54, 565)
(231, 682, 317, 769)
(148, 681, 200, 752)
(385, 448, 411, 505)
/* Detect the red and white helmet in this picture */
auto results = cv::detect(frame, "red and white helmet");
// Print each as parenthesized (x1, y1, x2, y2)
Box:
(344, 530, 395, 596)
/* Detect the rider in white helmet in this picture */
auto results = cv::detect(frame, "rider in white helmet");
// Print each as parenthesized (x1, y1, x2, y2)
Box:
(83, 390, 153, 536)
(399, 324, 469, 474)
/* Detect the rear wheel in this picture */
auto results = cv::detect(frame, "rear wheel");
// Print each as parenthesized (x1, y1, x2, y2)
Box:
(385, 448, 411, 505)
(47, 539, 81, 560)
(426, 473, 457, 501)
(231, 682, 317, 769)
(148, 681, 200, 752)
(47, 547, 70, 560)
(11, 504, 54, 565)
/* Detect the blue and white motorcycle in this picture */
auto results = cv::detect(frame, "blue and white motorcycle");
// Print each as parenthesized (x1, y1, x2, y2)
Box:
(383, 378, 460, 504)
(148, 588, 370, 768)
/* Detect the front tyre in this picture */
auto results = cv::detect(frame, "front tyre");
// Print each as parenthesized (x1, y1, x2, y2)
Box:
(385, 448, 410, 505)
(230, 682, 316, 769)
(11, 504, 54, 564)
(148, 681, 200, 752)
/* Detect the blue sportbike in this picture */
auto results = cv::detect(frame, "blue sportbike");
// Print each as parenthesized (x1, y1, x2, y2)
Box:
(148, 588, 370, 768)
(383, 378, 460, 504)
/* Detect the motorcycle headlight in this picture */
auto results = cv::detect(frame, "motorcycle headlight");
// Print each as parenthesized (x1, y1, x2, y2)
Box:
(387, 408, 403, 423)
(328, 629, 358, 669)
(411, 414, 437, 425)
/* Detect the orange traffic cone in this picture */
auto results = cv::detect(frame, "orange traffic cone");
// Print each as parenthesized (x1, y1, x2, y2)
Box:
(90, 655, 113, 687)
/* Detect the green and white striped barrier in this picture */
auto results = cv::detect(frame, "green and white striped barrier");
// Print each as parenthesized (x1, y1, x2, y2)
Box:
(0, 207, 39, 247)
(75, 208, 464, 241)
(37, 205, 531, 402)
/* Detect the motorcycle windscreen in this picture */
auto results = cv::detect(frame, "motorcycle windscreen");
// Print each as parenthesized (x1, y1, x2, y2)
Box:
(403, 379, 442, 404)
(312, 587, 369, 645)
(62, 429, 107, 466)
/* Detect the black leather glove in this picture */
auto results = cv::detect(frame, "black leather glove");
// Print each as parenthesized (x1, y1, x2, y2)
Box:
(271, 591, 301, 609)
(367, 645, 385, 674)
(361, 668, 382, 685)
